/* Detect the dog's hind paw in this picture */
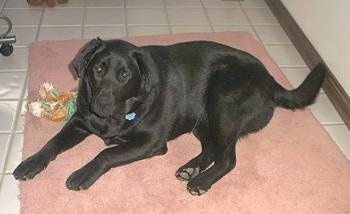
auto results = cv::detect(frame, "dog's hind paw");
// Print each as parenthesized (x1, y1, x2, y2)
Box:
(187, 186, 208, 196)
(175, 167, 200, 181)
(186, 174, 212, 196)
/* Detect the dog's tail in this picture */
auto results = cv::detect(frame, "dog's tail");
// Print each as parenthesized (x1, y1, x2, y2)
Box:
(274, 63, 327, 110)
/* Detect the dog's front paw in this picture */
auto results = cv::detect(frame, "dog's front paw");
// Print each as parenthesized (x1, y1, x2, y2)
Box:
(66, 164, 104, 191)
(13, 154, 50, 181)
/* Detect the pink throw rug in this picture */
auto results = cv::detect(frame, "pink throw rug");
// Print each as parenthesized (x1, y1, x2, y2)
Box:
(20, 32, 350, 214)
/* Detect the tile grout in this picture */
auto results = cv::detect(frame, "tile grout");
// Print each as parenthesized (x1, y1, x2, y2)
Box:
(199, 0, 215, 33)
(162, 0, 172, 34)
(80, 0, 87, 39)
(123, 0, 129, 37)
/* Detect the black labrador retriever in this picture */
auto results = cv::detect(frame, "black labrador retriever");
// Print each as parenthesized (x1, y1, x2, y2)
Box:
(13, 38, 326, 196)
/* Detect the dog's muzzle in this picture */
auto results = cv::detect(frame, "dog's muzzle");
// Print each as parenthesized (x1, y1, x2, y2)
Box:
(90, 95, 116, 118)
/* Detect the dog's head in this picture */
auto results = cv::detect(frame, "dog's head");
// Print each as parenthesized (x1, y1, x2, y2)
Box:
(70, 38, 149, 119)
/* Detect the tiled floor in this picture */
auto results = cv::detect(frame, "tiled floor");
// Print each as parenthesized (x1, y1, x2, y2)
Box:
(0, 0, 349, 213)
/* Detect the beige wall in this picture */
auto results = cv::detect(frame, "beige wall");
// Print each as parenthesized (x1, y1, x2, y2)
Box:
(281, 0, 350, 95)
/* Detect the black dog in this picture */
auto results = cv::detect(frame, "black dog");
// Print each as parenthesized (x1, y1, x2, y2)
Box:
(13, 38, 326, 196)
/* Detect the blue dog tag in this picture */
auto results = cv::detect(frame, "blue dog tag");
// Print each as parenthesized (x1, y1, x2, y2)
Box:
(125, 112, 136, 121)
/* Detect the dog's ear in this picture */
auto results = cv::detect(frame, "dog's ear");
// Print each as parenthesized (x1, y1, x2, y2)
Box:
(69, 38, 103, 80)
(131, 50, 152, 93)
(69, 59, 80, 80)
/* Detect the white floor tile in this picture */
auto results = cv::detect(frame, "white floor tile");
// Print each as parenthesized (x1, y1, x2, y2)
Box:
(38, 26, 82, 40)
(310, 93, 343, 124)
(280, 67, 310, 88)
(240, 0, 268, 8)
(127, 8, 168, 25)
(84, 8, 125, 26)
(212, 25, 258, 40)
(0, 101, 18, 132)
(126, 0, 164, 8)
(0, 175, 20, 214)
(164, 0, 201, 7)
(254, 25, 291, 44)
(244, 8, 278, 25)
(85, 0, 124, 8)
(127, 26, 170, 36)
(4, 0, 32, 9)
(202, 0, 240, 8)
(15, 101, 26, 133)
(0, 72, 26, 99)
(206, 8, 249, 25)
(170, 25, 212, 33)
(324, 125, 350, 159)
(264, 45, 306, 67)
(167, 8, 208, 25)
(51, 0, 85, 8)
(0, 48, 28, 71)
(83, 26, 126, 40)
(42, 8, 83, 26)
(5, 133, 23, 173)
(0, 134, 10, 171)
(1, 9, 42, 27)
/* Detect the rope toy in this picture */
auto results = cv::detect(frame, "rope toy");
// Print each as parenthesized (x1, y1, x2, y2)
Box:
(28, 82, 138, 122)
(27, 82, 77, 122)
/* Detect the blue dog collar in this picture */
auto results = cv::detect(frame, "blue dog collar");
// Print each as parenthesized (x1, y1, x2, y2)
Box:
(125, 112, 136, 121)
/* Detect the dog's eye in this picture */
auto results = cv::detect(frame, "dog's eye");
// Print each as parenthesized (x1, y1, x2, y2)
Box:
(96, 67, 103, 73)
(119, 70, 129, 81)
(94, 63, 107, 75)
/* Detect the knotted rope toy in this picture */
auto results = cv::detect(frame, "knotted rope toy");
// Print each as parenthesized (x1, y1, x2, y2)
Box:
(28, 82, 137, 122)
(27, 82, 77, 122)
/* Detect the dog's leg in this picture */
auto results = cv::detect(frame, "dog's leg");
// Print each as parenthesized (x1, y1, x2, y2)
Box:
(66, 140, 167, 191)
(175, 122, 215, 181)
(13, 117, 91, 181)
(186, 91, 240, 196)
(186, 137, 237, 196)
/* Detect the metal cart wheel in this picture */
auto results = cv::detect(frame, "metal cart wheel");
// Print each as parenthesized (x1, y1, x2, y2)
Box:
(0, 14, 16, 56)
(0, 43, 13, 56)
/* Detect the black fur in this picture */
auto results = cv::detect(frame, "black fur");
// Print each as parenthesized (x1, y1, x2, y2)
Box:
(13, 38, 326, 196)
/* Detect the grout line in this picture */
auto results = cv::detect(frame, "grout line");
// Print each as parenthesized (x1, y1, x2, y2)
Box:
(84, 6, 124, 9)
(321, 122, 345, 126)
(0, 0, 6, 13)
(278, 65, 308, 68)
(80, 24, 125, 27)
(238, 1, 262, 43)
(262, 42, 293, 46)
(124, 23, 169, 27)
(322, 123, 347, 127)
(199, 0, 214, 33)
(162, 0, 172, 34)
(123, 0, 129, 37)
(34, 6, 45, 42)
(40, 24, 85, 27)
(263, 43, 297, 46)
(0, 98, 24, 102)
(81, 0, 87, 39)
(0, 69, 28, 73)
(0, 131, 11, 191)
(0, 67, 28, 192)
